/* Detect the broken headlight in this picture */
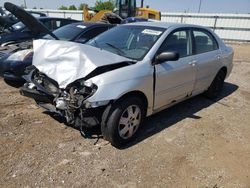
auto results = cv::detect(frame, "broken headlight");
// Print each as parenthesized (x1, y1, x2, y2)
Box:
(6, 49, 33, 61)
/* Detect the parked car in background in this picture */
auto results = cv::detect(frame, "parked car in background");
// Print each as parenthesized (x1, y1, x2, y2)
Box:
(0, 2, 78, 45)
(0, 22, 114, 83)
(0, 17, 78, 45)
(43, 22, 114, 43)
(20, 22, 234, 147)
(0, 5, 47, 32)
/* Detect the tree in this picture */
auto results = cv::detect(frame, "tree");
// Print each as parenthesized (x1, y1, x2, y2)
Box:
(58, 5, 68, 10)
(78, 3, 88, 10)
(94, 0, 114, 11)
(68, 5, 77, 10)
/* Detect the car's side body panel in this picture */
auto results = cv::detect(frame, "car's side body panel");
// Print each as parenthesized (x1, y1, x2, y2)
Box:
(154, 56, 196, 109)
(191, 49, 222, 95)
(87, 60, 155, 116)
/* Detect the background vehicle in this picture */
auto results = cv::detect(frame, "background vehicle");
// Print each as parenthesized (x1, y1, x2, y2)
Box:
(0, 22, 114, 84)
(83, 0, 161, 23)
(0, 7, 46, 33)
(20, 22, 233, 147)
(0, 2, 78, 45)
(0, 17, 78, 45)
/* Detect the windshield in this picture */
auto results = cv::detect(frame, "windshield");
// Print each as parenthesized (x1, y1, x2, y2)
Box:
(87, 25, 165, 60)
(11, 21, 25, 31)
(43, 23, 85, 41)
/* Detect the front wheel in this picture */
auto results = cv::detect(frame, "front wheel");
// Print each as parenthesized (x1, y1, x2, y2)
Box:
(101, 97, 146, 147)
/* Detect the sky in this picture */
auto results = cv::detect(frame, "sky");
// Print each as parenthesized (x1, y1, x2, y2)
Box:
(0, 0, 250, 13)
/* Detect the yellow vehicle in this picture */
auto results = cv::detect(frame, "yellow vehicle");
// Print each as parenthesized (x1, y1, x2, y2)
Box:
(83, 0, 161, 23)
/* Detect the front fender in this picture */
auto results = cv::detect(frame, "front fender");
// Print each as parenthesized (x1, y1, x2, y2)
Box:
(86, 61, 154, 116)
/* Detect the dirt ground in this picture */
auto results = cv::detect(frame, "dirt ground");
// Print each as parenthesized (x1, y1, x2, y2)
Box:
(0, 43, 250, 188)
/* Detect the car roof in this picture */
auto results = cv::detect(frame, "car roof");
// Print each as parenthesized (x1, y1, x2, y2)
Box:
(68, 22, 113, 27)
(37, 17, 77, 21)
(126, 21, 207, 30)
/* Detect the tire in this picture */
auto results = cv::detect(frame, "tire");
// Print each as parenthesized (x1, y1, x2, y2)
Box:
(4, 79, 24, 88)
(204, 70, 226, 99)
(101, 97, 146, 147)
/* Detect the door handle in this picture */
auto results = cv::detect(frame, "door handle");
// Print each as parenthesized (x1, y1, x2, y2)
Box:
(189, 60, 197, 66)
(216, 55, 221, 59)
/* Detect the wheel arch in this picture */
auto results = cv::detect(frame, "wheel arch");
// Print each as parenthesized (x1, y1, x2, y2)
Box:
(113, 90, 149, 114)
(220, 66, 227, 77)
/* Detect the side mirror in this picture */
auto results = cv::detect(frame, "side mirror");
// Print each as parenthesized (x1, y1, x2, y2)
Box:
(153, 51, 179, 65)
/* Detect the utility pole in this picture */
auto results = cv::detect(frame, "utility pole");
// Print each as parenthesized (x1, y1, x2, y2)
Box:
(198, 0, 202, 13)
(24, 0, 27, 8)
(141, 0, 144, 8)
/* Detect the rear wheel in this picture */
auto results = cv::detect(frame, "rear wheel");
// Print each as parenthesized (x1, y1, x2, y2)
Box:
(101, 97, 146, 147)
(204, 70, 226, 99)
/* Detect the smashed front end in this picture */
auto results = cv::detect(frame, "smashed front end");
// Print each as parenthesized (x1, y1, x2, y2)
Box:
(20, 69, 104, 128)
(20, 39, 133, 128)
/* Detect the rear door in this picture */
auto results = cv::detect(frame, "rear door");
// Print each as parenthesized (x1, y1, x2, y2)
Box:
(191, 29, 221, 94)
(154, 29, 197, 110)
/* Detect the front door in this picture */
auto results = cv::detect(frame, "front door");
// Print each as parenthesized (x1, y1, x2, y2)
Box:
(154, 29, 197, 110)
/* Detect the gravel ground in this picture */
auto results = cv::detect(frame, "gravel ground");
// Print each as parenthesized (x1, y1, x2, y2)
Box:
(0, 43, 250, 188)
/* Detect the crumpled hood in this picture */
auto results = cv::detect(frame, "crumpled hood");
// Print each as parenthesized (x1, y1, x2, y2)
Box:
(33, 39, 132, 88)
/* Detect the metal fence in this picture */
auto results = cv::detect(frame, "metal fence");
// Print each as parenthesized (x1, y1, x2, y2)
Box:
(26, 9, 83, 21)
(161, 13, 250, 42)
(26, 9, 250, 42)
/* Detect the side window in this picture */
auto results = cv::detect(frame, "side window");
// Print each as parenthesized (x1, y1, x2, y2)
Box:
(158, 30, 192, 58)
(55, 20, 62, 29)
(59, 20, 72, 27)
(41, 20, 53, 30)
(193, 30, 218, 54)
(79, 27, 109, 41)
(51, 20, 64, 30)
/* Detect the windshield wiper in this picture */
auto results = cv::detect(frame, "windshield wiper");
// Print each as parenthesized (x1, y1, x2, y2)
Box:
(105, 42, 125, 56)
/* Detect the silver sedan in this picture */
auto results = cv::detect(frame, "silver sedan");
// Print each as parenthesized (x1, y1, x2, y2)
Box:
(21, 22, 234, 147)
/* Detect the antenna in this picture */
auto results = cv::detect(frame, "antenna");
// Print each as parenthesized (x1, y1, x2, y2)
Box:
(198, 0, 202, 13)
(24, 0, 27, 8)
(141, 0, 144, 8)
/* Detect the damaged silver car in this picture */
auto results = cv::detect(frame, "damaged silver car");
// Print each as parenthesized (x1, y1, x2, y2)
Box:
(20, 22, 234, 147)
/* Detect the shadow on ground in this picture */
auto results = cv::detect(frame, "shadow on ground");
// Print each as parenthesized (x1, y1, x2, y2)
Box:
(45, 82, 238, 149)
(126, 82, 238, 148)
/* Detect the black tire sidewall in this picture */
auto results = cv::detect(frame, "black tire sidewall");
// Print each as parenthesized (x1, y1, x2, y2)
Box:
(205, 70, 226, 99)
(102, 97, 146, 147)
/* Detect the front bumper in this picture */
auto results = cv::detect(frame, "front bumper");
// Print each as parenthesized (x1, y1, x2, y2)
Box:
(3, 71, 24, 81)
(1, 60, 31, 81)
(20, 84, 106, 128)
(20, 85, 53, 103)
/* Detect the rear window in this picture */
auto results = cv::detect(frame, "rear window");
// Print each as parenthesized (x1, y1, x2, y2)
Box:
(43, 24, 85, 41)
(12, 21, 25, 31)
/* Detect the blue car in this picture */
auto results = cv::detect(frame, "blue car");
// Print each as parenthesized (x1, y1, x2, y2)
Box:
(0, 17, 78, 45)
(0, 2, 78, 45)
